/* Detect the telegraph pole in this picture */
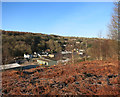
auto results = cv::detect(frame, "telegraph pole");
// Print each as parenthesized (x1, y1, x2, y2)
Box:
(98, 31, 102, 60)
(85, 40, 87, 61)
(72, 49, 74, 65)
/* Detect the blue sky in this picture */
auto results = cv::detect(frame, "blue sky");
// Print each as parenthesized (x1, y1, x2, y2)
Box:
(2, 2, 114, 38)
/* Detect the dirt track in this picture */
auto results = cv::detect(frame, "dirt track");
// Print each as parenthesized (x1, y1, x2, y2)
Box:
(2, 60, 119, 95)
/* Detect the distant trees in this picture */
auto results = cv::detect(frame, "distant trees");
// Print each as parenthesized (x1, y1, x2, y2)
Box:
(47, 39, 62, 53)
(89, 2, 119, 60)
(2, 43, 12, 64)
(13, 41, 32, 56)
(37, 40, 46, 51)
(54, 41, 62, 52)
(89, 39, 101, 60)
(2, 31, 34, 64)
(48, 39, 55, 52)
(89, 38, 118, 60)
(2, 31, 64, 64)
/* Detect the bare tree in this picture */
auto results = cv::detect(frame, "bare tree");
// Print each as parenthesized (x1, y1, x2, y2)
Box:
(108, 2, 118, 40)
(107, 2, 119, 60)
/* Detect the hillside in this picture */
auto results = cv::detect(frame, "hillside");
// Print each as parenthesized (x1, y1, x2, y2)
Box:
(2, 30, 94, 64)
(2, 60, 119, 95)
(2, 30, 118, 65)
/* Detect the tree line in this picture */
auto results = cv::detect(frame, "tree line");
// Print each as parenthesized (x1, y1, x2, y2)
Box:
(2, 29, 118, 65)
(2, 30, 63, 64)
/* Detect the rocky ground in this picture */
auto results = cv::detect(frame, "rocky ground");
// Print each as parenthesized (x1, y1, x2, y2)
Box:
(2, 60, 119, 95)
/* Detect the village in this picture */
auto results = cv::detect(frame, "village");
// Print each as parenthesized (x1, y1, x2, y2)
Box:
(1, 47, 87, 70)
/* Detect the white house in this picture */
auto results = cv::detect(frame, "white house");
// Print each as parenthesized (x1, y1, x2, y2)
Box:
(24, 54, 30, 59)
(76, 42, 80, 44)
(61, 51, 72, 54)
(48, 54, 54, 58)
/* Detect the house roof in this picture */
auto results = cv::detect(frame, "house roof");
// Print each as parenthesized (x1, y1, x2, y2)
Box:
(37, 58, 53, 62)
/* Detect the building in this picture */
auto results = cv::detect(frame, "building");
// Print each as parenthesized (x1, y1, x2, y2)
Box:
(63, 44, 66, 47)
(41, 54, 48, 57)
(61, 51, 72, 54)
(76, 42, 80, 44)
(48, 54, 54, 58)
(0, 63, 21, 70)
(78, 52, 83, 55)
(24, 54, 30, 59)
(71, 39, 76, 41)
(57, 58, 70, 64)
(79, 49, 84, 52)
(77, 49, 85, 56)
(37, 58, 57, 66)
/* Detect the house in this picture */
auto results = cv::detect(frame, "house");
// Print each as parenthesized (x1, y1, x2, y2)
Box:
(79, 49, 84, 52)
(41, 54, 48, 57)
(34, 52, 37, 55)
(46, 49, 50, 52)
(78, 52, 83, 55)
(37, 54, 41, 57)
(48, 54, 54, 58)
(41, 52, 48, 57)
(65, 41, 68, 43)
(76, 42, 80, 44)
(24, 54, 33, 61)
(71, 39, 76, 41)
(63, 44, 66, 47)
(77, 49, 85, 55)
(37, 58, 57, 66)
(33, 54, 38, 58)
(24, 54, 30, 59)
(57, 58, 70, 64)
(74, 48, 76, 51)
(61, 51, 72, 54)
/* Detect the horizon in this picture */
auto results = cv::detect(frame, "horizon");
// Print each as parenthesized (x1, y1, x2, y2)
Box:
(2, 29, 108, 39)
(2, 2, 114, 38)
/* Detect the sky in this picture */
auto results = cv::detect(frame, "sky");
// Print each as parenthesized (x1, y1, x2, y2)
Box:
(2, 2, 114, 38)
